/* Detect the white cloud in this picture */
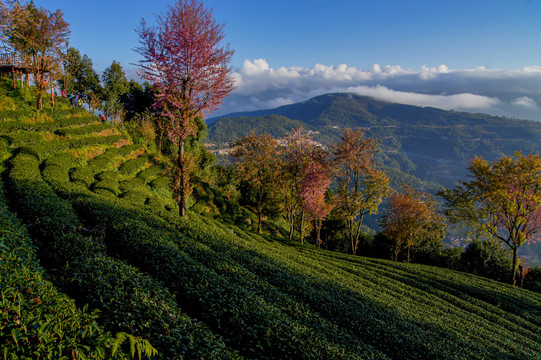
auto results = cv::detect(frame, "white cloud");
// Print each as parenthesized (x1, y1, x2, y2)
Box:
(512, 96, 538, 109)
(210, 59, 541, 121)
(343, 85, 501, 111)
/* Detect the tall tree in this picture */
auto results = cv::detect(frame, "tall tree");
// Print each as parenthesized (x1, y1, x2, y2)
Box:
(102, 61, 129, 122)
(0, 0, 70, 108)
(280, 128, 321, 242)
(61, 47, 101, 99)
(299, 161, 332, 246)
(231, 133, 281, 234)
(440, 151, 541, 285)
(119, 80, 155, 121)
(331, 128, 391, 255)
(381, 185, 446, 262)
(136, 0, 235, 217)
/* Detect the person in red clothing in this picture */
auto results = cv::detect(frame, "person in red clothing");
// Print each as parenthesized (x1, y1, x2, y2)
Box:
(61, 89, 67, 98)
(99, 114, 106, 122)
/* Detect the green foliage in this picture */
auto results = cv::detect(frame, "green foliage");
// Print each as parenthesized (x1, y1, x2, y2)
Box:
(54, 123, 113, 136)
(524, 267, 541, 293)
(0, 178, 122, 360)
(118, 154, 151, 176)
(112, 332, 158, 360)
(460, 240, 514, 282)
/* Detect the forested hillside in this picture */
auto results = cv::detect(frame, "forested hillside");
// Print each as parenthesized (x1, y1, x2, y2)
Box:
(1, 81, 541, 359)
(208, 93, 541, 189)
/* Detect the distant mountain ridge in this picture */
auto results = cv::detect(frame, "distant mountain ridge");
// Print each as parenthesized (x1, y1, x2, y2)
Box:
(208, 93, 541, 189)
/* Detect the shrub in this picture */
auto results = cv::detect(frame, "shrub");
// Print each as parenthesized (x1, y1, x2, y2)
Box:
(524, 267, 541, 293)
(460, 240, 513, 282)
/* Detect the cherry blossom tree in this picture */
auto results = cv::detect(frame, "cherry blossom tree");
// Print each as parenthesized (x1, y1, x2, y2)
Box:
(299, 161, 332, 246)
(440, 151, 541, 285)
(280, 128, 321, 241)
(136, 0, 235, 216)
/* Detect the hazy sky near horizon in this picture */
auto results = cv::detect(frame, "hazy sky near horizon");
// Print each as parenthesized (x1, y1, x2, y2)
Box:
(34, 0, 541, 120)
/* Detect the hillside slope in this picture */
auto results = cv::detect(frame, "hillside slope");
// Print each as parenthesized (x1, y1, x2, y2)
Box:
(208, 93, 541, 189)
(1, 92, 541, 359)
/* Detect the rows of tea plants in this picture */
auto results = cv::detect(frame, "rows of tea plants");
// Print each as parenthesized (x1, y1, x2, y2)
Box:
(40, 146, 384, 359)
(0, 163, 128, 358)
(4, 123, 240, 359)
(2, 111, 541, 359)
(42, 140, 541, 359)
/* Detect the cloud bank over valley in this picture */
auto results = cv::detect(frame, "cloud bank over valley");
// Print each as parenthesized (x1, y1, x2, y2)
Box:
(210, 59, 541, 121)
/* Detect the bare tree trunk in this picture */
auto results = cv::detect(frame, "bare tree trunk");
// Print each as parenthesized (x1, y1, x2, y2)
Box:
(287, 207, 295, 241)
(50, 72, 54, 108)
(349, 218, 355, 254)
(257, 210, 262, 234)
(299, 210, 305, 244)
(315, 219, 322, 247)
(511, 247, 519, 286)
(178, 141, 187, 217)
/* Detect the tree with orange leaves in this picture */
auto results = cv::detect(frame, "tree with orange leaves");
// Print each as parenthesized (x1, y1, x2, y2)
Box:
(382, 185, 446, 262)
(231, 132, 281, 234)
(0, 0, 70, 109)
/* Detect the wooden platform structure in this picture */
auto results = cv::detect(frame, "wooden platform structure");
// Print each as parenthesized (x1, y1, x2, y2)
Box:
(0, 52, 43, 88)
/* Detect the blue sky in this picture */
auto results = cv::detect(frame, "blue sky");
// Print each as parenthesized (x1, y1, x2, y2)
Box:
(33, 0, 541, 120)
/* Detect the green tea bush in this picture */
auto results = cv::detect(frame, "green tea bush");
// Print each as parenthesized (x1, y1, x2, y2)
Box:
(55, 123, 113, 136)
(119, 154, 150, 176)
(105, 144, 143, 157)
(0, 137, 8, 153)
(137, 164, 166, 182)
(72, 256, 240, 360)
(149, 175, 170, 190)
(70, 195, 371, 360)
(92, 170, 121, 197)
(70, 165, 95, 188)
(0, 180, 123, 360)
(8, 153, 79, 240)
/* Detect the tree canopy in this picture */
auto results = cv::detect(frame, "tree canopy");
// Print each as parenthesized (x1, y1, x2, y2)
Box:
(440, 151, 541, 284)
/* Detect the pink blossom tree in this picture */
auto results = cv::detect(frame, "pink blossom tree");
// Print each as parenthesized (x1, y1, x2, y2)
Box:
(136, 0, 235, 216)
(299, 161, 332, 246)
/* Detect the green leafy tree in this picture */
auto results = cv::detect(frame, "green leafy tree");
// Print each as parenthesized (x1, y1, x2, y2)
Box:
(440, 151, 541, 285)
(61, 47, 101, 98)
(331, 128, 391, 255)
(460, 240, 513, 282)
(102, 60, 129, 122)
(231, 132, 281, 233)
(119, 80, 154, 121)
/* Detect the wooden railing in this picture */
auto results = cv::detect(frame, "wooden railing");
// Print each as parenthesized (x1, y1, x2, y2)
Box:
(0, 53, 24, 67)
